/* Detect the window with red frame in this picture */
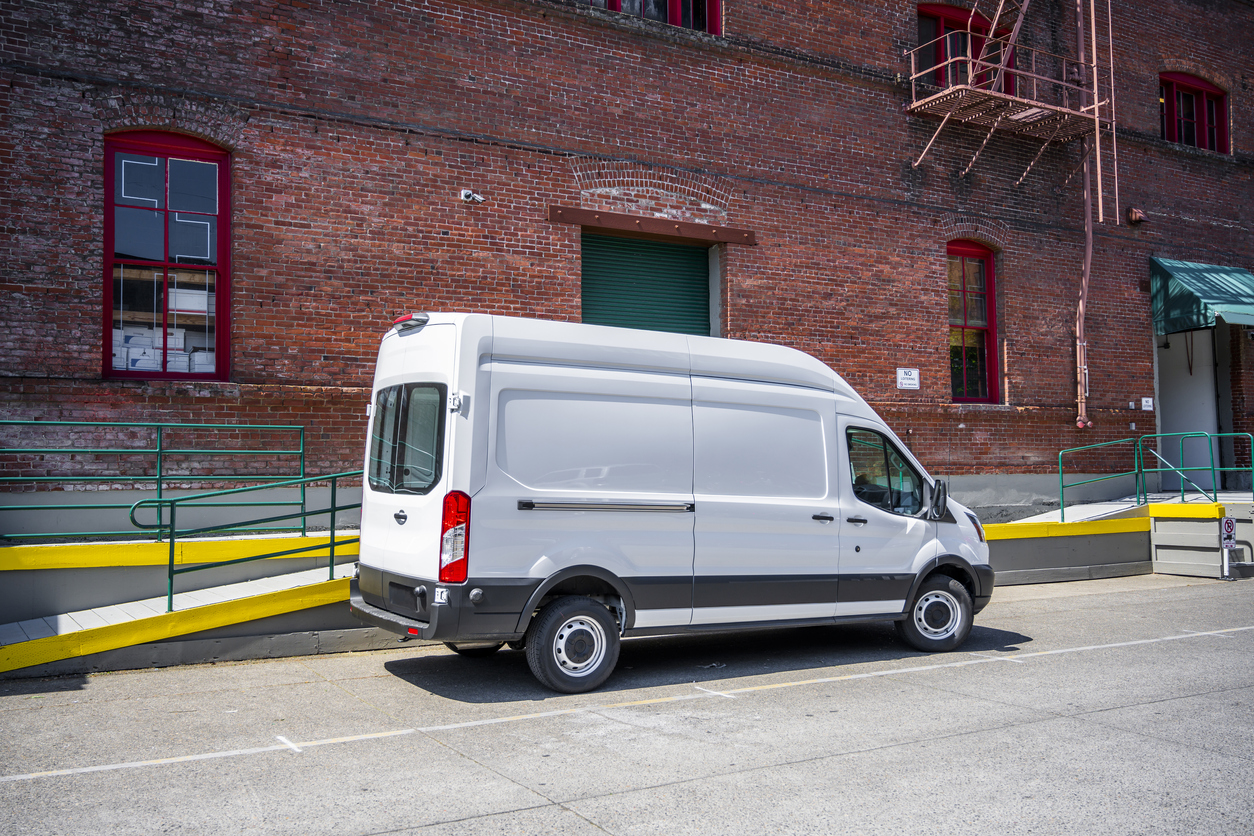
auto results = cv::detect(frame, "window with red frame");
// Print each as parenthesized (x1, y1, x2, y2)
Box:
(1160, 73, 1228, 153)
(104, 131, 229, 379)
(947, 241, 998, 402)
(578, 0, 721, 34)
(917, 4, 1014, 94)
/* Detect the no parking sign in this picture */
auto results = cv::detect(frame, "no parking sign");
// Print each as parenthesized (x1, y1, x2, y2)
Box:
(1221, 517, 1237, 548)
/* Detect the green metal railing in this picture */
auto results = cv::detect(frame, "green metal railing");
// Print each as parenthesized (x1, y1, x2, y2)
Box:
(0, 420, 306, 540)
(128, 471, 363, 612)
(1058, 432, 1254, 521)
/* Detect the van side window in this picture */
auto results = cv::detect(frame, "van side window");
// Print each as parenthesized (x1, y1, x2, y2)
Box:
(368, 383, 446, 494)
(846, 428, 924, 516)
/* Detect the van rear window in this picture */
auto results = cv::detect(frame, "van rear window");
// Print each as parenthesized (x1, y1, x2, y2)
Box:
(368, 383, 446, 494)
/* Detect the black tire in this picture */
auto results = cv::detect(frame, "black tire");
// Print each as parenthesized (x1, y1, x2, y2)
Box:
(443, 641, 504, 658)
(895, 575, 973, 652)
(524, 596, 620, 693)
(507, 639, 526, 651)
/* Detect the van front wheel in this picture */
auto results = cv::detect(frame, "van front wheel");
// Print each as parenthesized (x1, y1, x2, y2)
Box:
(896, 575, 973, 652)
(525, 596, 620, 693)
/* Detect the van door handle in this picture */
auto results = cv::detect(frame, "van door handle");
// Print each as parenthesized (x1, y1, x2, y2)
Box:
(812, 513, 835, 522)
(846, 516, 868, 525)
(394, 510, 408, 525)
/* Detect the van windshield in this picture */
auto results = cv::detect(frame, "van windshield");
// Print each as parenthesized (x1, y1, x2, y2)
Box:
(368, 383, 446, 494)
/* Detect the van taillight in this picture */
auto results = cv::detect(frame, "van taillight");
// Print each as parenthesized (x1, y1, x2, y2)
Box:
(439, 490, 471, 583)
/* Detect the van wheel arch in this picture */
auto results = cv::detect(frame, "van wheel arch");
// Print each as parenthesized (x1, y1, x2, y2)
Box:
(902, 556, 978, 616)
(515, 565, 636, 635)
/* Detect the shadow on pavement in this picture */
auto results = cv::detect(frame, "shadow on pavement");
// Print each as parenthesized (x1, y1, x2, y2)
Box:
(382, 621, 1035, 704)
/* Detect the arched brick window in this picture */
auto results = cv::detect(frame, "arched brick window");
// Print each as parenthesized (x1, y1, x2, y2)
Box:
(948, 240, 998, 402)
(1160, 73, 1229, 154)
(103, 131, 230, 379)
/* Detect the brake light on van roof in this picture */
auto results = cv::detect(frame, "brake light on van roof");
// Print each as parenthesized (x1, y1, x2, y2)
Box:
(439, 490, 471, 584)
(392, 312, 430, 334)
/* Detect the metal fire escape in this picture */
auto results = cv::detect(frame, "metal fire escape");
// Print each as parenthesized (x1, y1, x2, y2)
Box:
(905, 0, 1119, 427)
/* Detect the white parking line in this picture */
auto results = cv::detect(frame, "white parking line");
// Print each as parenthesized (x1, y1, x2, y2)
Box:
(276, 736, 301, 753)
(2, 625, 1250, 784)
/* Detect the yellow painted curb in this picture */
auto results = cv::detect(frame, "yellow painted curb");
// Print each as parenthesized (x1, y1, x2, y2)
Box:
(985, 517, 1150, 541)
(0, 578, 350, 674)
(0, 536, 359, 571)
(1145, 503, 1226, 519)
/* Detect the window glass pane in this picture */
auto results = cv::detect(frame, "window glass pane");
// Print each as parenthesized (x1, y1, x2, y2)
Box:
(966, 293, 987, 327)
(368, 384, 446, 494)
(168, 213, 217, 265)
(692, 0, 705, 30)
(168, 159, 218, 213)
(950, 329, 988, 399)
(112, 265, 164, 371)
(114, 154, 165, 209)
(1206, 98, 1218, 151)
(948, 256, 964, 325)
(918, 16, 938, 86)
(1178, 91, 1196, 146)
(848, 428, 920, 515)
(886, 446, 924, 515)
(945, 29, 969, 86)
(1160, 85, 1167, 140)
(114, 207, 165, 261)
(621, 0, 641, 14)
(169, 268, 216, 373)
(643, 0, 666, 20)
(964, 257, 985, 292)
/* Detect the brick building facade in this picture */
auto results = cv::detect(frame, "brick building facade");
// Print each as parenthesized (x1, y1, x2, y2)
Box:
(2, 0, 1252, 511)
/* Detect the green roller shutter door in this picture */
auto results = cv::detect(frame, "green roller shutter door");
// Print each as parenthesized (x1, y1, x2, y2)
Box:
(581, 233, 711, 335)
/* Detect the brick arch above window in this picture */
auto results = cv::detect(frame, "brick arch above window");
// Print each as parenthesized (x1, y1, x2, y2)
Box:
(90, 88, 250, 151)
(937, 213, 1010, 252)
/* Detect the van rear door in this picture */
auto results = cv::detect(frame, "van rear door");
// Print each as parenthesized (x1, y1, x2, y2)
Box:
(360, 323, 457, 580)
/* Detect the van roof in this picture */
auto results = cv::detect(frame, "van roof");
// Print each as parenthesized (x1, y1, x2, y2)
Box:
(404, 313, 878, 419)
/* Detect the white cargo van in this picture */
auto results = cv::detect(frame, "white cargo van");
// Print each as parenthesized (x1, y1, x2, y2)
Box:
(349, 312, 993, 692)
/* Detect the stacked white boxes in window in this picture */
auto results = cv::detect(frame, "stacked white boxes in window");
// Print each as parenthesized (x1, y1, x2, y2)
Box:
(169, 289, 215, 313)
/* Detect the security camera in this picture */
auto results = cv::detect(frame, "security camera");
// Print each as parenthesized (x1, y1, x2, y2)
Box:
(459, 189, 485, 204)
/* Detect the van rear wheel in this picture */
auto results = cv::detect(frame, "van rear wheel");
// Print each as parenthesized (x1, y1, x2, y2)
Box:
(525, 596, 620, 693)
(896, 575, 973, 652)
(444, 641, 504, 658)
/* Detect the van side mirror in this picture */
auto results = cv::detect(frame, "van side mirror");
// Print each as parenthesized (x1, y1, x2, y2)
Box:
(927, 480, 948, 521)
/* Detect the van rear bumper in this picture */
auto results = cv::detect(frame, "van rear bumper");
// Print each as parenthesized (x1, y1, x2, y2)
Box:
(349, 574, 531, 642)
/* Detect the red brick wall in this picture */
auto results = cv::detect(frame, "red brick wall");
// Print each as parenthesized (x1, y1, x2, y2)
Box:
(1, 0, 1251, 482)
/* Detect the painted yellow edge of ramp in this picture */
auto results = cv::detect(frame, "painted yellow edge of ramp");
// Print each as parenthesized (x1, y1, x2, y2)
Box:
(984, 517, 1150, 541)
(986, 502, 1226, 540)
(0, 578, 350, 674)
(0, 537, 360, 571)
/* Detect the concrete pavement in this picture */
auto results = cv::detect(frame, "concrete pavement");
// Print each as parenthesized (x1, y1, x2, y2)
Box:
(1, 574, 1251, 835)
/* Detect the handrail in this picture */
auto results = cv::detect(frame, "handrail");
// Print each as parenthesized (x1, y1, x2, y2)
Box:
(1058, 432, 1254, 521)
(0, 420, 306, 541)
(1057, 436, 1140, 523)
(129, 471, 363, 612)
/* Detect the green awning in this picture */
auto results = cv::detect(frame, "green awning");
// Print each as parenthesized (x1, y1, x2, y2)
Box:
(1150, 257, 1254, 335)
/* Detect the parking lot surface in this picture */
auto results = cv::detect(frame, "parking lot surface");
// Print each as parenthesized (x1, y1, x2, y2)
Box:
(1, 574, 1252, 835)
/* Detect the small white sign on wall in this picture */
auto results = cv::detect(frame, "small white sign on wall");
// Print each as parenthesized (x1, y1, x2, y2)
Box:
(1141, 397, 1154, 411)
(896, 368, 920, 390)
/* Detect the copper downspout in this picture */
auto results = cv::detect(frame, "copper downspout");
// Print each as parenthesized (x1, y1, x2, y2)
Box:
(1074, 0, 1094, 429)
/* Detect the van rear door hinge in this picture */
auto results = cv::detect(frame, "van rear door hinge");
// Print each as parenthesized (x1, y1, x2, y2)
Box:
(448, 392, 468, 413)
